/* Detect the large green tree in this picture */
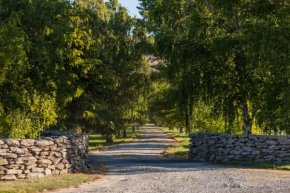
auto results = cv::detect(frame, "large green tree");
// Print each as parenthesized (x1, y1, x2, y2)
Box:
(0, 0, 151, 140)
(141, 0, 290, 135)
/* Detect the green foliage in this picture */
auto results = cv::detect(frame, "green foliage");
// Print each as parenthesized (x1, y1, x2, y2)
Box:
(0, 0, 150, 139)
(142, 0, 290, 135)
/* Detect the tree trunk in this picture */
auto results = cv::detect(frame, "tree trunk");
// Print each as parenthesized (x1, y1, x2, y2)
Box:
(123, 128, 127, 138)
(185, 110, 190, 134)
(117, 128, 121, 138)
(179, 127, 183, 133)
(106, 133, 114, 143)
(132, 126, 135, 132)
(242, 103, 253, 135)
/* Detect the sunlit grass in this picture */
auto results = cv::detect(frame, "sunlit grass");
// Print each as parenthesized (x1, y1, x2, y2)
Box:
(213, 161, 290, 171)
(159, 127, 189, 158)
(0, 173, 99, 193)
(89, 129, 143, 152)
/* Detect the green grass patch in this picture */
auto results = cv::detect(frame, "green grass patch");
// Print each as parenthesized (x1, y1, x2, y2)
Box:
(159, 127, 190, 158)
(0, 164, 105, 193)
(0, 173, 98, 193)
(89, 129, 143, 152)
(213, 161, 290, 170)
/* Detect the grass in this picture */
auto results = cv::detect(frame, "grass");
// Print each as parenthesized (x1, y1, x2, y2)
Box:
(89, 129, 143, 152)
(0, 164, 105, 193)
(213, 161, 290, 171)
(159, 127, 190, 158)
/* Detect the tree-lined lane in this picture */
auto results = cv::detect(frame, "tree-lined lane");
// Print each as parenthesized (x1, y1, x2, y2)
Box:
(53, 126, 290, 193)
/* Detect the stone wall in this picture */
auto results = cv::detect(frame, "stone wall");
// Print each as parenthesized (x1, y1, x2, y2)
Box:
(188, 133, 290, 163)
(0, 133, 89, 181)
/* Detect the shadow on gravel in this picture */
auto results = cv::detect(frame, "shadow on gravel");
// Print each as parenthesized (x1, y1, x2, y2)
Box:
(87, 127, 217, 176)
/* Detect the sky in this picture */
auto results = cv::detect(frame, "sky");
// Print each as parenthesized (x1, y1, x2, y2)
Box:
(106, 0, 141, 18)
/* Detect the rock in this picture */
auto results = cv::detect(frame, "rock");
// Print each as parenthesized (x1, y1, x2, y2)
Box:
(19, 165, 25, 170)
(28, 147, 42, 153)
(42, 147, 50, 151)
(5, 170, 22, 175)
(56, 163, 65, 170)
(60, 169, 68, 174)
(1, 174, 16, 181)
(0, 149, 8, 153)
(6, 165, 20, 170)
(188, 133, 198, 138)
(87, 164, 92, 169)
(248, 135, 257, 140)
(10, 147, 28, 154)
(40, 151, 50, 156)
(264, 155, 274, 161)
(17, 174, 26, 179)
(0, 166, 7, 170)
(0, 140, 4, 145)
(6, 153, 17, 159)
(209, 154, 216, 161)
(1, 144, 8, 149)
(225, 144, 234, 148)
(0, 159, 8, 166)
(22, 156, 37, 162)
(20, 139, 35, 147)
(65, 164, 72, 169)
(15, 158, 24, 164)
(44, 169, 52, 176)
(38, 164, 48, 168)
(262, 149, 275, 153)
(208, 140, 216, 146)
(26, 164, 38, 170)
(54, 158, 62, 165)
(54, 152, 62, 158)
(52, 170, 60, 175)
(26, 172, 45, 179)
(5, 139, 20, 147)
(265, 140, 277, 145)
(229, 150, 240, 155)
(32, 168, 44, 172)
(35, 140, 54, 147)
(252, 151, 260, 156)
(268, 145, 276, 150)
(48, 165, 56, 170)
(37, 159, 53, 165)
(274, 158, 282, 163)
(241, 152, 251, 156)
(65, 145, 72, 149)
(242, 147, 253, 152)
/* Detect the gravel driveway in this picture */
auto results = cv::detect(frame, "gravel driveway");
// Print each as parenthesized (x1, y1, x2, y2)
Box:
(53, 125, 290, 193)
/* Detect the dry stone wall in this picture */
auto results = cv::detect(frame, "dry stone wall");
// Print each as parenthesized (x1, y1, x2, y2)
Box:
(188, 133, 290, 163)
(0, 133, 89, 181)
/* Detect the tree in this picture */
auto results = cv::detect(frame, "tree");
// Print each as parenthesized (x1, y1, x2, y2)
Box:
(140, 0, 290, 135)
(0, 0, 151, 140)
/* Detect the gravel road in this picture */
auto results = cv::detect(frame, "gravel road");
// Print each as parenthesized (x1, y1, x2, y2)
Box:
(53, 125, 290, 193)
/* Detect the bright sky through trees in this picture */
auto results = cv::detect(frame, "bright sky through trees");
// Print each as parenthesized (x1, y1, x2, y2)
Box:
(106, 0, 141, 18)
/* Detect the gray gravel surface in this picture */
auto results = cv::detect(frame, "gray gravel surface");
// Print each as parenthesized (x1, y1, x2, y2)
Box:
(53, 126, 290, 193)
